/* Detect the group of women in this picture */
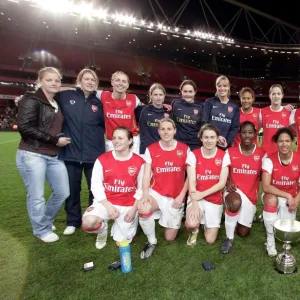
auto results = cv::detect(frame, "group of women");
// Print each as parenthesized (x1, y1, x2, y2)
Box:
(16, 66, 300, 260)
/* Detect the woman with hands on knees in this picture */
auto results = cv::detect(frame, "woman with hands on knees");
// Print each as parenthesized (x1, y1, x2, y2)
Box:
(262, 127, 300, 257)
(220, 121, 265, 254)
(137, 118, 189, 259)
(81, 126, 145, 249)
(16, 67, 70, 243)
(185, 124, 230, 246)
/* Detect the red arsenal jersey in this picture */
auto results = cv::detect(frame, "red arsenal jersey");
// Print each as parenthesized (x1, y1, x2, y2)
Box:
(98, 152, 144, 206)
(101, 91, 139, 140)
(145, 141, 189, 198)
(262, 151, 300, 197)
(227, 145, 265, 204)
(261, 106, 290, 156)
(233, 107, 260, 146)
(290, 109, 300, 152)
(186, 148, 230, 205)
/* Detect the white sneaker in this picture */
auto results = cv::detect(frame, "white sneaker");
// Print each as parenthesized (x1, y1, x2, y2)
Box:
(63, 226, 76, 235)
(40, 232, 59, 243)
(95, 233, 107, 249)
(266, 243, 277, 257)
(52, 225, 56, 231)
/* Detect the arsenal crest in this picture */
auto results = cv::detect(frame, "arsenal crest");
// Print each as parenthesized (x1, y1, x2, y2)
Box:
(87, 206, 95, 212)
(164, 113, 169, 118)
(253, 113, 257, 118)
(282, 113, 286, 117)
(215, 158, 221, 166)
(254, 155, 260, 162)
(194, 109, 198, 115)
(292, 165, 299, 172)
(177, 150, 183, 157)
(91, 105, 98, 112)
(70, 100, 76, 105)
(228, 106, 233, 113)
(128, 166, 137, 176)
(126, 100, 132, 107)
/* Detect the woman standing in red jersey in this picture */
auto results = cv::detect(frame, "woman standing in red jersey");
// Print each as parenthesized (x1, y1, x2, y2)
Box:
(171, 80, 203, 150)
(233, 87, 260, 146)
(137, 118, 189, 259)
(262, 128, 300, 257)
(260, 84, 293, 156)
(81, 126, 145, 249)
(98, 71, 142, 154)
(220, 121, 265, 254)
(185, 124, 230, 246)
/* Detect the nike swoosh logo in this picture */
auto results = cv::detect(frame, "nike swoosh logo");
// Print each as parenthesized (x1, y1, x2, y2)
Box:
(274, 169, 279, 171)
(155, 155, 161, 157)
(213, 106, 218, 108)
(177, 108, 183, 110)
(148, 113, 153, 115)
(105, 169, 111, 172)
(266, 115, 270, 117)
(232, 157, 239, 159)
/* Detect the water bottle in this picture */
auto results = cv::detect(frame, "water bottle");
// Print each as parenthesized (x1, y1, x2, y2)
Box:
(119, 240, 132, 273)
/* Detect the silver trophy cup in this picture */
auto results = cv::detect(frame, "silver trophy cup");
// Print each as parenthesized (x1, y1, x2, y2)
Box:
(273, 219, 300, 274)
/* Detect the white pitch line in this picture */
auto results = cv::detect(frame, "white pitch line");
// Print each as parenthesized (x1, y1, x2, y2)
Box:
(0, 139, 19, 145)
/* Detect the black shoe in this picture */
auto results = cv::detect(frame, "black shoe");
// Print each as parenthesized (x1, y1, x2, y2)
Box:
(140, 243, 156, 260)
(220, 238, 233, 254)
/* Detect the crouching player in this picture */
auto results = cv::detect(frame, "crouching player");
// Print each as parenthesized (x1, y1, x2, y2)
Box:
(220, 121, 265, 254)
(262, 128, 300, 256)
(138, 118, 189, 259)
(81, 126, 144, 249)
(185, 124, 229, 245)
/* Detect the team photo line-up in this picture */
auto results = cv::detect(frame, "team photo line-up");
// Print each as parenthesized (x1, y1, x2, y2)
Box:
(15, 66, 300, 260)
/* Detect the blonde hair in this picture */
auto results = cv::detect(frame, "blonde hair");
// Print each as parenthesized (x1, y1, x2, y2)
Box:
(148, 83, 166, 103)
(36, 67, 62, 90)
(215, 75, 231, 97)
(269, 84, 284, 95)
(76, 69, 99, 89)
(111, 71, 130, 84)
(158, 118, 176, 129)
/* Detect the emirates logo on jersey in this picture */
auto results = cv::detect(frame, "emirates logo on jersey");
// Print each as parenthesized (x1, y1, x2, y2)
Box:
(194, 109, 199, 115)
(87, 206, 95, 212)
(215, 158, 221, 166)
(126, 100, 132, 107)
(292, 165, 299, 172)
(91, 105, 98, 112)
(164, 113, 170, 118)
(177, 150, 183, 157)
(282, 112, 286, 117)
(254, 155, 260, 162)
(253, 113, 257, 118)
(228, 106, 233, 113)
(128, 166, 137, 176)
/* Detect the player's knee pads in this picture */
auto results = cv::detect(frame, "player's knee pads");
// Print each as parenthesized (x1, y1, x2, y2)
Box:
(82, 221, 103, 232)
(138, 212, 153, 219)
(225, 192, 241, 213)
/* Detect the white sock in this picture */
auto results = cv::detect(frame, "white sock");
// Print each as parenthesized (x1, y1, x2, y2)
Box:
(263, 211, 277, 246)
(139, 214, 157, 244)
(225, 211, 239, 240)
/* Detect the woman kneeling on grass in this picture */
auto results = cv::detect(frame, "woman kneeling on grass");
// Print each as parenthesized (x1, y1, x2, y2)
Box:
(262, 127, 300, 256)
(81, 126, 144, 249)
(185, 124, 230, 245)
(138, 118, 189, 259)
(220, 121, 265, 254)
(16, 67, 71, 243)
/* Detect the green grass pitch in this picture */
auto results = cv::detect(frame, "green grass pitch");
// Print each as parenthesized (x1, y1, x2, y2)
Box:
(1, 132, 300, 300)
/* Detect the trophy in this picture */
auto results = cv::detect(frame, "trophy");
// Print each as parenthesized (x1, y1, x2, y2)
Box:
(273, 219, 300, 274)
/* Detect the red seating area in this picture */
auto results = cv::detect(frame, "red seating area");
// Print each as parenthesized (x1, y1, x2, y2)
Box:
(0, 33, 299, 100)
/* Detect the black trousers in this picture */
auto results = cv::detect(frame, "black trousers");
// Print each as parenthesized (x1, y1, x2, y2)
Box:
(64, 161, 94, 227)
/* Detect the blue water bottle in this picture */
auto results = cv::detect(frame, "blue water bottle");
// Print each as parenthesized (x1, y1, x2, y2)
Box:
(119, 240, 132, 273)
